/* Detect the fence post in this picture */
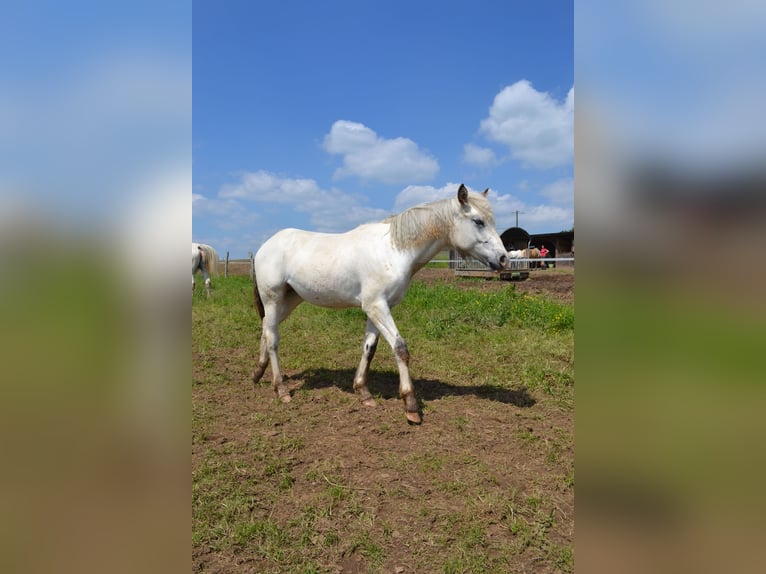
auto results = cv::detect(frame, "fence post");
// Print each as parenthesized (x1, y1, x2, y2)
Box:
(225, 251, 230, 278)
(249, 252, 254, 282)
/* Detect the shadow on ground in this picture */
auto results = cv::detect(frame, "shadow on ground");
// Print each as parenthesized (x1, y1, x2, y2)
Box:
(289, 368, 536, 408)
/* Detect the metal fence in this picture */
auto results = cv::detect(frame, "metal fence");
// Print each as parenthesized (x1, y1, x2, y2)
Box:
(451, 255, 574, 271)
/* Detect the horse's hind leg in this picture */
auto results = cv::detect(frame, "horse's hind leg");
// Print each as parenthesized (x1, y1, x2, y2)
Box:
(255, 288, 302, 403)
(263, 318, 290, 402)
(202, 269, 211, 298)
(252, 330, 269, 384)
(353, 319, 379, 407)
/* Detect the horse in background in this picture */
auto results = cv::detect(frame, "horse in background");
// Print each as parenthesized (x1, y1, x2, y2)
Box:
(192, 242, 219, 298)
(252, 184, 508, 424)
(525, 247, 542, 268)
(507, 247, 541, 267)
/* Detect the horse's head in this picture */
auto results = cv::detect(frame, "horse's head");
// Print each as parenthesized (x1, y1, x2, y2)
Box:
(451, 184, 507, 271)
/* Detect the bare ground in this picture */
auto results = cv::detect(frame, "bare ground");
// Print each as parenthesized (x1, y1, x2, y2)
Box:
(193, 267, 574, 573)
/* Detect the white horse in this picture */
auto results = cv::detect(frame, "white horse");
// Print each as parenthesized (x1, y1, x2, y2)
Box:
(508, 249, 525, 259)
(192, 242, 219, 298)
(252, 184, 508, 424)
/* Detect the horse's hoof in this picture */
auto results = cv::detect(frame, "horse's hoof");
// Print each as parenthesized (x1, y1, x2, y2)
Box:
(405, 411, 422, 425)
(279, 393, 292, 403)
(361, 398, 377, 408)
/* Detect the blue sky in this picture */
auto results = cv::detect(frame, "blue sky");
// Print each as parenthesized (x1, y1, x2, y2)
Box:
(193, 1, 574, 258)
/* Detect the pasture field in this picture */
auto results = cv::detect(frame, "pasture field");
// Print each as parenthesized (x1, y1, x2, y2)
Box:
(193, 270, 574, 573)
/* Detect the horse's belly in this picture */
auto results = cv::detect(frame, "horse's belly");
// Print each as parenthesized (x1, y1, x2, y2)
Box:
(298, 290, 357, 308)
(288, 275, 361, 308)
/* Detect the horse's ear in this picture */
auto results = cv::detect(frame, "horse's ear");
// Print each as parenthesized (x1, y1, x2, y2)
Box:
(457, 184, 468, 205)
(482, 188, 489, 197)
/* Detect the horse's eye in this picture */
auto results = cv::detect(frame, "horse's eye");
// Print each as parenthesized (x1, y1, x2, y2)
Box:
(473, 218, 485, 228)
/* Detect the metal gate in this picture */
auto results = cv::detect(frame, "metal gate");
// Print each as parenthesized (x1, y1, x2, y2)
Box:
(450, 250, 530, 280)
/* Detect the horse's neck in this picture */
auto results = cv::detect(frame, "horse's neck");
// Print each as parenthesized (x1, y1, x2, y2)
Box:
(387, 203, 452, 276)
(404, 237, 448, 276)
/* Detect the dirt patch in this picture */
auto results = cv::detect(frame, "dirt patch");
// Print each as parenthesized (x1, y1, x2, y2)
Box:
(194, 375, 573, 572)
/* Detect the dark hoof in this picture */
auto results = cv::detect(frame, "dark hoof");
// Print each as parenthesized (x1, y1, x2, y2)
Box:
(405, 411, 422, 425)
(253, 367, 265, 384)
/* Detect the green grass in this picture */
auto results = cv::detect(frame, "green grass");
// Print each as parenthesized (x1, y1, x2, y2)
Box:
(193, 274, 573, 573)
(401, 280, 573, 334)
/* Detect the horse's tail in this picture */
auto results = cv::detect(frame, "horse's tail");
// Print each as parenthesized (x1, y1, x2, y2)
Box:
(201, 244, 220, 276)
(253, 274, 265, 319)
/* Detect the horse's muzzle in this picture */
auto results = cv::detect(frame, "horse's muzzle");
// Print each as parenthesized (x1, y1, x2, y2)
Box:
(488, 254, 507, 271)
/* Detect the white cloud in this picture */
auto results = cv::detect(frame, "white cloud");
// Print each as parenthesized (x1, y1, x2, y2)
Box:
(393, 181, 573, 234)
(479, 80, 573, 169)
(193, 192, 238, 217)
(192, 192, 260, 231)
(214, 170, 389, 233)
(492, 192, 572, 232)
(493, 184, 573, 232)
(517, 204, 573, 231)
(539, 177, 574, 205)
(322, 120, 439, 183)
(488, 192, 528, 222)
(462, 143, 499, 167)
(394, 183, 525, 224)
(312, 202, 391, 233)
(219, 170, 321, 202)
(393, 182, 472, 212)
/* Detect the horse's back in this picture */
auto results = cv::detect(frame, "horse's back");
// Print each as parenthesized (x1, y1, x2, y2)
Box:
(256, 226, 384, 272)
(254, 224, 399, 308)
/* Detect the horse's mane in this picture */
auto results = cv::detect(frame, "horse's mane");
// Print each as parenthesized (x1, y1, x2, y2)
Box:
(384, 192, 495, 250)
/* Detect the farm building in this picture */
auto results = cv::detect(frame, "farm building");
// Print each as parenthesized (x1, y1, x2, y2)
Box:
(501, 227, 574, 266)
(528, 229, 574, 268)
(504, 227, 574, 268)
(500, 226, 531, 251)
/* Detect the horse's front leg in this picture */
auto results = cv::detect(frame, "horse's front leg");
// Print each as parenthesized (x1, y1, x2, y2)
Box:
(353, 319, 379, 407)
(363, 301, 421, 424)
(393, 338, 420, 424)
